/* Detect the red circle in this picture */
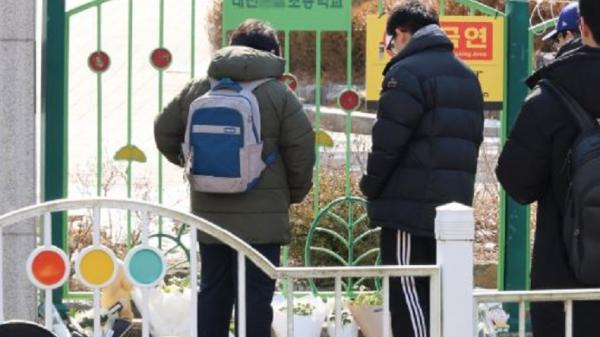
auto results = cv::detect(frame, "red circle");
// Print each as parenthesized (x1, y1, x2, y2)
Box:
(31, 250, 67, 287)
(151, 48, 172, 70)
(281, 73, 298, 91)
(88, 51, 110, 73)
(339, 90, 361, 111)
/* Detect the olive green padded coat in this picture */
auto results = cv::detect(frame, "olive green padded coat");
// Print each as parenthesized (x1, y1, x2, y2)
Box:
(154, 46, 315, 244)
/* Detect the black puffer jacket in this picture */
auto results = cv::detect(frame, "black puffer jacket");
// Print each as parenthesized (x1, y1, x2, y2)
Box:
(360, 24, 484, 236)
(496, 46, 600, 337)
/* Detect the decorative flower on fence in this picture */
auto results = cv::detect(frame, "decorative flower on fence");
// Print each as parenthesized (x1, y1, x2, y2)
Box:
(304, 196, 380, 295)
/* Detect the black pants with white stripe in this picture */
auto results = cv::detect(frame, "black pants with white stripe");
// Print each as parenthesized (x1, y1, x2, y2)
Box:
(381, 228, 436, 337)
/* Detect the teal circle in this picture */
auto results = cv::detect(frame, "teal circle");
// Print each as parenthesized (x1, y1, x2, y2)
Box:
(128, 249, 164, 285)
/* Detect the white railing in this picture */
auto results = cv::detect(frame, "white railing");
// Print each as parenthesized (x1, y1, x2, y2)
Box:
(475, 288, 600, 337)
(0, 198, 463, 337)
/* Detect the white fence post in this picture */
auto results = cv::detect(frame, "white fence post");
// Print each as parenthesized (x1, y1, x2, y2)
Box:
(435, 203, 475, 337)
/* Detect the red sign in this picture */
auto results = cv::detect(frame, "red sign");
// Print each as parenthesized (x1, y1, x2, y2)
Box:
(88, 51, 110, 73)
(151, 48, 172, 70)
(441, 21, 493, 61)
(338, 89, 361, 111)
(280, 73, 298, 91)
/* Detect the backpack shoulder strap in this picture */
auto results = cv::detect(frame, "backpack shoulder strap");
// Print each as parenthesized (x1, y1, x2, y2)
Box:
(237, 78, 275, 143)
(539, 79, 598, 131)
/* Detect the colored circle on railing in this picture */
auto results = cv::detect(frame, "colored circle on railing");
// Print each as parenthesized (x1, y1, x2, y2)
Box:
(88, 51, 110, 73)
(150, 48, 172, 70)
(75, 246, 117, 289)
(280, 73, 298, 91)
(338, 89, 361, 112)
(26, 246, 69, 290)
(124, 246, 166, 287)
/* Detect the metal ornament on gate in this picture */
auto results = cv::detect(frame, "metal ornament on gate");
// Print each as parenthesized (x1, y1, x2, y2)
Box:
(124, 245, 166, 287)
(280, 73, 298, 91)
(150, 47, 172, 70)
(26, 246, 70, 290)
(88, 51, 110, 73)
(338, 89, 361, 112)
(75, 245, 118, 289)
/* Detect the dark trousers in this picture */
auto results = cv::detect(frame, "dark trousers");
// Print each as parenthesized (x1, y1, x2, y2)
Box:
(197, 243, 280, 337)
(531, 301, 600, 337)
(381, 228, 436, 337)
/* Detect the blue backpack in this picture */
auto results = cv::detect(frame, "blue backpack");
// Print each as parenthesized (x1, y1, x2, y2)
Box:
(181, 77, 277, 193)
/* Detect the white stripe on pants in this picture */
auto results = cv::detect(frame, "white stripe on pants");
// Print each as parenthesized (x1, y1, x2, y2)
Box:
(396, 230, 427, 337)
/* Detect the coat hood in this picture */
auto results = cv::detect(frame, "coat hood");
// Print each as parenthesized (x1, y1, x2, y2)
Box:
(208, 46, 285, 81)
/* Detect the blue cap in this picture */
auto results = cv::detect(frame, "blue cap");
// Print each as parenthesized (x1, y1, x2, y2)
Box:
(543, 2, 580, 41)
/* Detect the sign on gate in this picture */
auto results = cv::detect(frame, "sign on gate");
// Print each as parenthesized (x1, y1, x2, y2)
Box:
(366, 15, 505, 110)
(222, 0, 351, 31)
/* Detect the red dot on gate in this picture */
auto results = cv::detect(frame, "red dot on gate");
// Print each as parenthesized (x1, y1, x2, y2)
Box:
(151, 48, 172, 70)
(280, 73, 298, 91)
(339, 89, 361, 111)
(31, 250, 67, 287)
(88, 51, 110, 73)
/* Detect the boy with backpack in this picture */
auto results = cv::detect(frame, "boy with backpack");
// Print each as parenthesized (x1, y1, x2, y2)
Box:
(154, 19, 315, 337)
(497, 1, 600, 335)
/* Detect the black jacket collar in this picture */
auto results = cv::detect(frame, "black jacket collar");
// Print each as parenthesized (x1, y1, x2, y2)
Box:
(383, 24, 454, 75)
(556, 37, 583, 58)
(527, 46, 600, 116)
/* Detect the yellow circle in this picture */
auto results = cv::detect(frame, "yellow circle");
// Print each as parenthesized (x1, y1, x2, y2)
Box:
(79, 249, 115, 286)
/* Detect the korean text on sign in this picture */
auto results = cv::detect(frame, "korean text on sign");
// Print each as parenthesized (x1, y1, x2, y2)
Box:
(441, 22, 493, 61)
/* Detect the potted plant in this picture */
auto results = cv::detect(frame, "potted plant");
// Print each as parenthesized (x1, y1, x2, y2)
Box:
(271, 294, 331, 337)
(326, 309, 358, 337)
(132, 276, 193, 337)
(348, 291, 390, 337)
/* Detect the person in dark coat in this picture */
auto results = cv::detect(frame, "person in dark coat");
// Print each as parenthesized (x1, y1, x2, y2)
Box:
(360, 1, 484, 336)
(496, 0, 600, 335)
